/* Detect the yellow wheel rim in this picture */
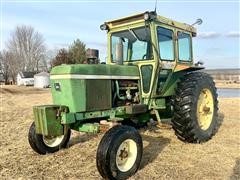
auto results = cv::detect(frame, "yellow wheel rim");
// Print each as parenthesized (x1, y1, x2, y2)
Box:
(43, 135, 64, 147)
(197, 88, 214, 130)
(116, 139, 137, 172)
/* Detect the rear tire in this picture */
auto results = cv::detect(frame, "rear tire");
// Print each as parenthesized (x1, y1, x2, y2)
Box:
(28, 122, 71, 154)
(96, 125, 143, 180)
(172, 72, 218, 143)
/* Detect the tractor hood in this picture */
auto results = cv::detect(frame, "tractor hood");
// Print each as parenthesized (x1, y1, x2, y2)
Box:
(50, 64, 140, 80)
(49, 64, 140, 113)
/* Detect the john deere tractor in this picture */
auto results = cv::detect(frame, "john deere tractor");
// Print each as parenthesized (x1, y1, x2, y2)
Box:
(28, 11, 218, 179)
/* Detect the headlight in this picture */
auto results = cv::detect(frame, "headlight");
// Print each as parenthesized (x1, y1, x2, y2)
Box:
(144, 12, 150, 21)
(144, 11, 157, 21)
(100, 23, 109, 31)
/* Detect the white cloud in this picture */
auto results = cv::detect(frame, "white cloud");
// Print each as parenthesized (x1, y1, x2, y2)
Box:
(197, 31, 240, 39)
(225, 31, 240, 38)
(197, 32, 221, 39)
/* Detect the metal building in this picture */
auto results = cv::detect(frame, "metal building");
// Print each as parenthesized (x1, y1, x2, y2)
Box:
(34, 72, 50, 88)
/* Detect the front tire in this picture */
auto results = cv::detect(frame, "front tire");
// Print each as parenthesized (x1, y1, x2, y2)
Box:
(172, 72, 218, 143)
(28, 122, 71, 154)
(96, 125, 143, 180)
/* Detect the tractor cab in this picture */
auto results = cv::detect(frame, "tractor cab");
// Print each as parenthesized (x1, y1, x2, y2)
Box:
(101, 11, 200, 100)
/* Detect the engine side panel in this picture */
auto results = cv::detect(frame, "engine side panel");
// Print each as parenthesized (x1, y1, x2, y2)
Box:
(86, 80, 111, 111)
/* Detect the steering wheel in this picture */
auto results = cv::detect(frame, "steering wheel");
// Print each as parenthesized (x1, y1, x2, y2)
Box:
(142, 54, 147, 59)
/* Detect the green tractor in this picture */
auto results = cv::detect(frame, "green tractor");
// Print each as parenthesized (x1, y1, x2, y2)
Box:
(28, 11, 218, 179)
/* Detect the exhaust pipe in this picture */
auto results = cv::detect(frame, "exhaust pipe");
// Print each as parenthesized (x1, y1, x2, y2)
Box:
(116, 38, 123, 65)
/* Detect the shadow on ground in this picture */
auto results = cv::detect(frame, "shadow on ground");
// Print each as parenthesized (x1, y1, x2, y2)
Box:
(67, 126, 171, 170)
(140, 134, 170, 169)
(216, 112, 224, 133)
(68, 133, 98, 148)
(230, 158, 240, 180)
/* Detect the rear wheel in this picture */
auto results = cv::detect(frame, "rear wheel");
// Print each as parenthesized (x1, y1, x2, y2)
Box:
(172, 72, 218, 143)
(28, 122, 71, 154)
(96, 125, 143, 180)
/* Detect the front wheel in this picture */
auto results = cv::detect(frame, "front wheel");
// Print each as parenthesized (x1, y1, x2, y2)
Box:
(28, 122, 71, 154)
(96, 125, 143, 180)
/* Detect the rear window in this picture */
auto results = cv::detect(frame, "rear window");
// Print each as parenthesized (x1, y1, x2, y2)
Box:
(178, 32, 191, 61)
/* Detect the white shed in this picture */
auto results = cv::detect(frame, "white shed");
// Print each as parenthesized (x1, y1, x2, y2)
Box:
(17, 72, 36, 86)
(34, 72, 50, 88)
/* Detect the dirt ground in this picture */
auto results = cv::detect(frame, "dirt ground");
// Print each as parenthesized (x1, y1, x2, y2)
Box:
(0, 85, 239, 180)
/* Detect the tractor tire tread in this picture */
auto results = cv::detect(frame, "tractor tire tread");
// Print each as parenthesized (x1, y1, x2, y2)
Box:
(172, 72, 219, 143)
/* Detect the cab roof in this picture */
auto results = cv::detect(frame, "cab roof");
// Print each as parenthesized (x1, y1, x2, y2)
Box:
(105, 11, 197, 36)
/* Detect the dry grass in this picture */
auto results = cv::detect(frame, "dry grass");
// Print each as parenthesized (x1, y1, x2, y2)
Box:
(0, 85, 240, 179)
(215, 81, 240, 89)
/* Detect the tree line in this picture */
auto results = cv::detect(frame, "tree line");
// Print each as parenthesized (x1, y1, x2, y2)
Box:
(0, 25, 87, 84)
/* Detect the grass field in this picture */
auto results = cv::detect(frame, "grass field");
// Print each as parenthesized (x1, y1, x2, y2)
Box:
(0, 85, 239, 179)
(215, 82, 240, 89)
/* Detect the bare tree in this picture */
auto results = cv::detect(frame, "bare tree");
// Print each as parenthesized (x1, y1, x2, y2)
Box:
(0, 50, 17, 84)
(8, 52, 19, 84)
(45, 49, 58, 71)
(7, 25, 46, 72)
(0, 50, 10, 84)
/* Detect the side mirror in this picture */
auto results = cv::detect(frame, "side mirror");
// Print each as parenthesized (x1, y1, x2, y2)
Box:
(191, 18, 203, 26)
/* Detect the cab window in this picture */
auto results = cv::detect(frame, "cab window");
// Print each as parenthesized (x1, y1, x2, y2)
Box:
(178, 32, 191, 61)
(131, 40, 152, 60)
(111, 27, 153, 62)
(157, 27, 174, 61)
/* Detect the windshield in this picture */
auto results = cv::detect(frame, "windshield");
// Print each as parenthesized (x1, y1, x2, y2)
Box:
(111, 27, 153, 62)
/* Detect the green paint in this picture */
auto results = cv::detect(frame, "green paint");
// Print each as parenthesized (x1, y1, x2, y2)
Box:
(51, 79, 87, 112)
(160, 71, 185, 97)
(33, 105, 66, 136)
(137, 113, 151, 124)
(72, 123, 100, 133)
(50, 64, 139, 113)
(75, 107, 126, 121)
(51, 64, 139, 77)
(61, 112, 75, 124)
(150, 98, 166, 109)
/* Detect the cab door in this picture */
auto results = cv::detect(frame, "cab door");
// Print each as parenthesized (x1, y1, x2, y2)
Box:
(122, 25, 158, 103)
(154, 24, 176, 96)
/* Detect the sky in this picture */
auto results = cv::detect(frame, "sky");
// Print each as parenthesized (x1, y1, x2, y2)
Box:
(0, 0, 239, 69)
